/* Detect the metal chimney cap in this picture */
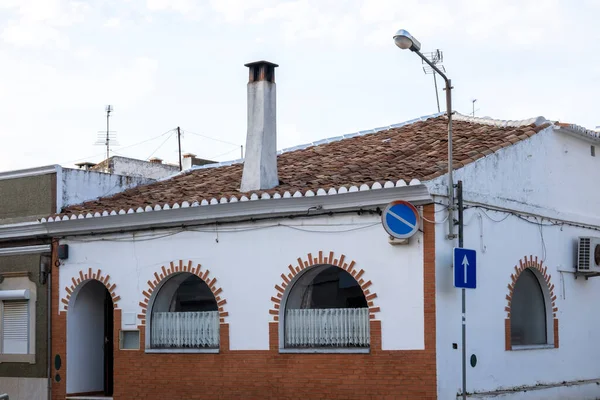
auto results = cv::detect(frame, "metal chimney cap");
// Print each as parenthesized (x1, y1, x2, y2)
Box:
(244, 60, 279, 68)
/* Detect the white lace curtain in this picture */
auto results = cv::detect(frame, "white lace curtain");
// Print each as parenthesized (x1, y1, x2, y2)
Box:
(285, 308, 369, 348)
(151, 311, 219, 348)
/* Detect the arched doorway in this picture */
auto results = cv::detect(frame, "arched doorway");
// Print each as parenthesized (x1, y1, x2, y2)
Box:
(67, 280, 113, 396)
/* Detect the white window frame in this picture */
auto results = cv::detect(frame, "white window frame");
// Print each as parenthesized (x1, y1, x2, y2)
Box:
(145, 272, 220, 354)
(279, 264, 371, 354)
(0, 274, 36, 363)
(510, 268, 555, 351)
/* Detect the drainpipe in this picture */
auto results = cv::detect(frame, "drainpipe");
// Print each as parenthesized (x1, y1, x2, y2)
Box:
(42, 252, 52, 400)
(47, 269, 51, 400)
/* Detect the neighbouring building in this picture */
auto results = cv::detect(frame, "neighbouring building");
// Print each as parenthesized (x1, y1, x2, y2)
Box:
(75, 154, 217, 180)
(5, 61, 600, 400)
(0, 165, 152, 400)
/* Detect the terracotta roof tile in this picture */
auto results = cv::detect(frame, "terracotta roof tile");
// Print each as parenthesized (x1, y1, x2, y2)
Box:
(62, 115, 547, 215)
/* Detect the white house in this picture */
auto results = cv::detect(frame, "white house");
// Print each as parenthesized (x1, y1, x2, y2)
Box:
(28, 61, 600, 399)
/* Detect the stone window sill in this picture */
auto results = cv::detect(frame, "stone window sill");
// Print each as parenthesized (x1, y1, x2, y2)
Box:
(0, 353, 36, 363)
(511, 344, 555, 351)
(145, 348, 219, 354)
(279, 348, 370, 354)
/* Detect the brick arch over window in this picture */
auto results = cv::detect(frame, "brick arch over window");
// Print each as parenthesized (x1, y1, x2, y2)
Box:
(137, 260, 228, 325)
(505, 255, 559, 350)
(61, 268, 119, 311)
(269, 251, 380, 321)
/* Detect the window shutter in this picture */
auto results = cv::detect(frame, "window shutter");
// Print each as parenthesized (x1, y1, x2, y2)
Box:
(2, 301, 29, 354)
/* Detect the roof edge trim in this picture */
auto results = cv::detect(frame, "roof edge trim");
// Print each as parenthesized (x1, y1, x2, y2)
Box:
(0, 165, 59, 181)
(453, 113, 548, 128)
(41, 185, 432, 238)
(46, 179, 425, 222)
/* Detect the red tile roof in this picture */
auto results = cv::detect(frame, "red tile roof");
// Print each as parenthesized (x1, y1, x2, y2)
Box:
(61, 115, 549, 216)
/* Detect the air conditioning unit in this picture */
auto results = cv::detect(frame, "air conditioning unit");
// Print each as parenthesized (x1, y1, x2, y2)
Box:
(577, 237, 600, 275)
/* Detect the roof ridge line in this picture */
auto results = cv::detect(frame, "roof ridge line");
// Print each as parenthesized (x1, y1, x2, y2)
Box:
(453, 112, 548, 128)
(175, 112, 446, 176)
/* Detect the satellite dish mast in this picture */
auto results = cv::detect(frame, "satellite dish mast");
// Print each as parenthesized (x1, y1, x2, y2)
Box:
(95, 105, 118, 170)
(421, 49, 445, 113)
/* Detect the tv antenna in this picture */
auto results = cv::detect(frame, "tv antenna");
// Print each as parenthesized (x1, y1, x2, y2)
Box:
(95, 105, 119, 164)
(471, 99, 479, 117)
(422, 49, 445, 113)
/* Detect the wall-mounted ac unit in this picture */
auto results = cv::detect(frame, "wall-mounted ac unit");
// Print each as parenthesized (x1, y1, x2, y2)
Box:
(577, 237, 600, 275)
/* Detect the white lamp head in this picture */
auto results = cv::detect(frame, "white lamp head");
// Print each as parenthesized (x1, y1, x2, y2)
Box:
(393, 29, 421, 52)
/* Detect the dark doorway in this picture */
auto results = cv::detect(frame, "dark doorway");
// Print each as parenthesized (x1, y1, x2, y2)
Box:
(103, 288, 114, 396)
(67, 280, 115, 397)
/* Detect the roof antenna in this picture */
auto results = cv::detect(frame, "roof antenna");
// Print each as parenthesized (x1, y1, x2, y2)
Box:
(95, 105, 118, 171)
(421, 49, 445, 113)
(471, 99, 479, 117)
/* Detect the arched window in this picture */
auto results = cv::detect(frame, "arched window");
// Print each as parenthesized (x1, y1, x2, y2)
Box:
(283, 265, 369, 349)
(510, 268, 547, 346)
(150, 273, 219, 349)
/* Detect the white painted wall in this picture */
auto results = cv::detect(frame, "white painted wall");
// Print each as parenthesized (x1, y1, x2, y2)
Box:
(66, 280, 106, 394)
(110, 157, 178, 180)
(59, 213, 425, 352)
(432, 127, 600, 399)
(60, 168, 153, 210)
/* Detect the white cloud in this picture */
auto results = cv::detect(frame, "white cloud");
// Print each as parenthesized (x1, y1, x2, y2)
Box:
(104, 17, 121, 28)
(146, 0, 203, 18)
(0, 0, 90, 48)
(1, 20, 69, 48)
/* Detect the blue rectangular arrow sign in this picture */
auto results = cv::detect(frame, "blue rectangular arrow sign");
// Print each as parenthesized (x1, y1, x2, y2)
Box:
(454, 247, 476, 289)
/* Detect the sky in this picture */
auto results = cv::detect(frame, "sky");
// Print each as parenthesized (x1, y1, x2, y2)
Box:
(0, 0, 599, 172)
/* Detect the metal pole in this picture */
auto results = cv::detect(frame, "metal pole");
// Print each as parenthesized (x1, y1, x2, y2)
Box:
(106, 109, 110, 161)
(414, 49, 454, 239)
(177, 127, 182, 171)
(446, 78, 454, 239)
(433, 73, 440, 113)
(458, 180, 466, 400)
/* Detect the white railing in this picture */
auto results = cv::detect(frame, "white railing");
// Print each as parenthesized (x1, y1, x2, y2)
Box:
(151, 311, 219, 348)
(285, 308, 370, 348)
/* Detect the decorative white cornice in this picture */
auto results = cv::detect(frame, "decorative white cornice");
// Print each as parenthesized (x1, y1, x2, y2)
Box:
(555, 124, 600, 144)
(0, 245, 51, 256)
(42, 184, 431, 237)
(45, 179, 425, 223)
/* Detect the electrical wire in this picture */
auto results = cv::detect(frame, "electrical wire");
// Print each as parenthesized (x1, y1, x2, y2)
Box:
(182, 129, 240, 147)
(421, 210, 450, 224)
(209, 147, 242, 160)
(145, 131, 175, 160)
(63, 218, 383, 243)
(117, 128, 176, 152)
(59, 128, 176, 165)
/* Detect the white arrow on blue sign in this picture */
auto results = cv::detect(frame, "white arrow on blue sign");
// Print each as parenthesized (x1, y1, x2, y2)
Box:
(454, 247, 476, 289)
(381, 200, 420, 239)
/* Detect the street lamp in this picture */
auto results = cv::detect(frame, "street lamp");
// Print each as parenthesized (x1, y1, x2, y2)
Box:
(393, 29, 466, 400)
(393, 29, 455, 240)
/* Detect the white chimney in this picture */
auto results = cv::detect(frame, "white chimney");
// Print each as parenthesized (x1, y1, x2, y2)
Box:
(240, 60, 279, 192)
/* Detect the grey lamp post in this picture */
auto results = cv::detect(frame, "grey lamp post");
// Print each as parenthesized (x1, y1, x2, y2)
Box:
(393, 29, 455, 240)
(393, 29, 466, 400)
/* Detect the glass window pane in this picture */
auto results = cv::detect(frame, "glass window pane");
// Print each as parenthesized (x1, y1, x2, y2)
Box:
(150, 273, 219, 349)
(511, 269, 547, 346)
(284, 265, 369, 348)
(120, 331, 140, 350)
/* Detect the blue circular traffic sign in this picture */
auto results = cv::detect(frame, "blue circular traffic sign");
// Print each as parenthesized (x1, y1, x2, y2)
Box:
(382, 200, 420, 239)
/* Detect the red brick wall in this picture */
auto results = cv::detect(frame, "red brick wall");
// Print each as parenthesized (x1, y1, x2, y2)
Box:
(51, 204, 437, 399)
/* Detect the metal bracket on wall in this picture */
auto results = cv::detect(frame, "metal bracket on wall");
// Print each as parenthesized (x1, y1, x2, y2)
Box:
(388, 236, 410, 245)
